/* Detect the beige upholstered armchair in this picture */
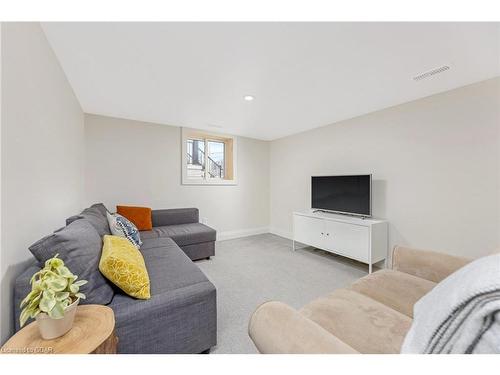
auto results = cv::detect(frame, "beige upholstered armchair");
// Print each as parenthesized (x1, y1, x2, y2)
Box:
(248, 246, 470, 354)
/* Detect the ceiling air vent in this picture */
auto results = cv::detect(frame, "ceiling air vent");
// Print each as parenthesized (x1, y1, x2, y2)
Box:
(413, 65, 450, 81)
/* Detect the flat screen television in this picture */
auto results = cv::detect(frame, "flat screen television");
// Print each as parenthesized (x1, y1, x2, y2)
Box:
(311, 175, 372, 217)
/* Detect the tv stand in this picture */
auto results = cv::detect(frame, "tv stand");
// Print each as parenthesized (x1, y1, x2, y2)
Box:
(292, 211, 388, 273)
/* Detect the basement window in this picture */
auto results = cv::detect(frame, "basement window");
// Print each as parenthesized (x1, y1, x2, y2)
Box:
(182, 128, 237, 185)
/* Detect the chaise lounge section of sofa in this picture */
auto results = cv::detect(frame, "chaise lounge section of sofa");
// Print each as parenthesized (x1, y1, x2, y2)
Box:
(13, 204, 217, 354)
(140, 208, 216, 261)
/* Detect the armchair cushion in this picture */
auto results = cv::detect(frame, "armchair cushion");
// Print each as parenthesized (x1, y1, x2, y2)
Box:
(349, 269, 436, 317)
(392, 246, 471, 283)
(300, 289, 412, 353)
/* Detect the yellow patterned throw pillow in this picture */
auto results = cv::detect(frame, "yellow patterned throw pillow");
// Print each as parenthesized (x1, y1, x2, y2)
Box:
(99, 235, 151, 299)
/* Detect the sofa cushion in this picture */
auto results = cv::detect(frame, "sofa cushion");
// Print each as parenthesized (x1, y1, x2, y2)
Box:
(300, 288, 412, 354)
(28, 219, 114, 305)
(66, 203, 110, 237)
(150, 223, 216, 246)
(152, 208, 199, 226)
(109, 237, 216, 353)
(139, 230, 158, 241)
(140, 236, 180, 252)
(348, 269, 436, 318)
(111, 237, 210, 303)
(139, 235, 215, 261)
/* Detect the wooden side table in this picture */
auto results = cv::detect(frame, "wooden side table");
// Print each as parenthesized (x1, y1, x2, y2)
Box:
(1, 305, 118, 354)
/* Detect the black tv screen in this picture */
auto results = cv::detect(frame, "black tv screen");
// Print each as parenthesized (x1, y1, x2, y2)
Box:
(311, 175, 371, 216)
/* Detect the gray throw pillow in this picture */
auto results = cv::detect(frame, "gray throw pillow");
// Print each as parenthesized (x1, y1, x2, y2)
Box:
(28, 219, 114, 305)
(66, 203, 110, 237)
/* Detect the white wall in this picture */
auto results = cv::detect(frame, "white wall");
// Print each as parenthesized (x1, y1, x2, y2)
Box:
(84, 114, 270, 239)
(270, 78, 500, 259)
(0, 23, 84, 344)
(0, 23, 3, 343)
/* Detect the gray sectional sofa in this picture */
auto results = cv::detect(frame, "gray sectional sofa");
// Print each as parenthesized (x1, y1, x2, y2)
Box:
(14, 204, 217, 354)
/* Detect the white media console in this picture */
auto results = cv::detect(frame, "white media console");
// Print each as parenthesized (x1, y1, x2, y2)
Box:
(292, 211, 388, 273)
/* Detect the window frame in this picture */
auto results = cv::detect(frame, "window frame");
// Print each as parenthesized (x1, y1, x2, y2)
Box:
(181, 127, 238, 185)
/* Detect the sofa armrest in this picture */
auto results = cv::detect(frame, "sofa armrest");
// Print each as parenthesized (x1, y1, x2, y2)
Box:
(248, 301, 358, 354)
(391, 245, 471, 283)
(151, 208, 199, 227)
(110, 280, 216, 353)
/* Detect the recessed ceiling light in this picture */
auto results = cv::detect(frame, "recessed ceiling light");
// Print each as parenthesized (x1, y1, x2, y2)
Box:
(243, 95, 255, 101)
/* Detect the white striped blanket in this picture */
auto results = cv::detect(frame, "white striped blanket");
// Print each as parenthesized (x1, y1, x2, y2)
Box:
(402, 253, 500, 354)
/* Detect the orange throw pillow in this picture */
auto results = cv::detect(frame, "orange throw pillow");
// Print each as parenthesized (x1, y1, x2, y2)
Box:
(116, 206, 153, 231)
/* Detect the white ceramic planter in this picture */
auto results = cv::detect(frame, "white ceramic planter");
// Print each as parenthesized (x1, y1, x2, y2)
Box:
(35, 298, 79, 340)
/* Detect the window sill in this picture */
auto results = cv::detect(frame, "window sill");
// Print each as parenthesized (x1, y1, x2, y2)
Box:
(182, 178, 237, 186)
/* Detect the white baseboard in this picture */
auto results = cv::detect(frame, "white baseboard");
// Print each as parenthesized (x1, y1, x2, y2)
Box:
(269, 227, 293, 240)
(217, 227, 270, 241)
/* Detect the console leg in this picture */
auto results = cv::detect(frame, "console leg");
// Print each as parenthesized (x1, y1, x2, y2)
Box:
(368, 263, 372, 274)
(292, 240, 296, 251)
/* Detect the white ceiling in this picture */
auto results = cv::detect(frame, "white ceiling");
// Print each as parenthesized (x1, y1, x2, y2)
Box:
(41, 22, 500, 140)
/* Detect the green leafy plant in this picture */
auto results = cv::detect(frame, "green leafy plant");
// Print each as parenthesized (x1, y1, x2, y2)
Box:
(20, 254, 87, 327)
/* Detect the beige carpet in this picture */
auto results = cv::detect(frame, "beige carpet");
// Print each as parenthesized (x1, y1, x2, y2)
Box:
(197, 233, 368, 354)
